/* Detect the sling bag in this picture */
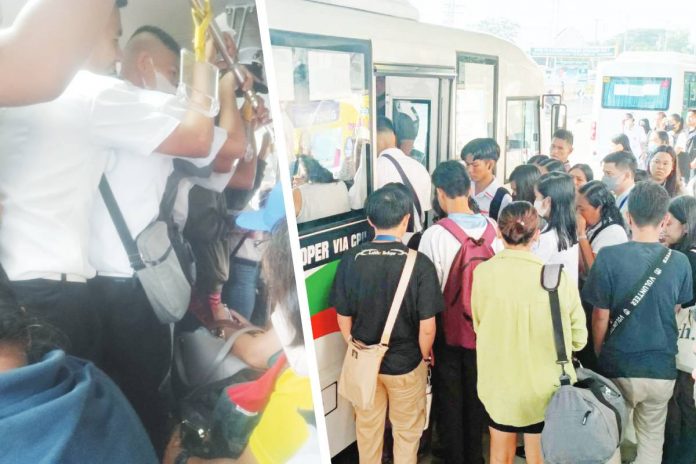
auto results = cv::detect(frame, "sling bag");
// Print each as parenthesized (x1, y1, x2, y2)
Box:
(99, 174, 192, 324)
(338, 249, 417, 410)
(540, 264, 629, 464)
(381, 154, 423, 233)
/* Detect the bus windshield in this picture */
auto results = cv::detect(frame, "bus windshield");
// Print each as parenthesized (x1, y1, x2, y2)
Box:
(601, 76, 671, 111)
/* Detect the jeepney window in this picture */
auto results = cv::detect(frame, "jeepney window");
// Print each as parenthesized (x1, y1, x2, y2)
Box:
(505, 98, 540, 180)
(272, 42, 371, 226)
(601, 76, 671, 111)
(683, 72, 696, 113)
(456, 54, 498, 155)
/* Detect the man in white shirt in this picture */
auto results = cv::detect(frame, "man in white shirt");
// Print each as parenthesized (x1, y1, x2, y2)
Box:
(601, 151, 637, 231)
(86, 24, 248, 453)
(374, 117, 432, 239)
(0, 2, 201, 365)
(461, 137, 511, 220)
(419, 160, 502, 464)
(623, 113, 647, 160)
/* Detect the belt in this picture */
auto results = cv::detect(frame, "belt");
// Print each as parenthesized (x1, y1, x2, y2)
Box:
(26, 272, 88, 283)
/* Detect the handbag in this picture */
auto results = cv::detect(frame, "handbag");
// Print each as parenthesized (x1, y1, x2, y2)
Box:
(337, 249, 417, 410)
(540, 264, 629, 464)
(99, 175, 192, 324)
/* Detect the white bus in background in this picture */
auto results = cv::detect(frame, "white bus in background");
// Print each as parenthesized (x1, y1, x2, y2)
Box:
(266, 0, 545, 457)
(592, 52, 696, 158)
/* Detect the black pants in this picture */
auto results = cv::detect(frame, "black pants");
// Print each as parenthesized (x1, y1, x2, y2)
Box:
(10, 279, 102, 364)
(87, 276, 171, 456)
(434, 343, 485, 464)
(664, 370, 696, 464)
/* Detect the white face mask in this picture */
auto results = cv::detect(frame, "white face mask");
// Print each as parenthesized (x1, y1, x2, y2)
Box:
(142, 58, 178, 94)
(271, 306, 307, 376)
(534, 199, 549, 218)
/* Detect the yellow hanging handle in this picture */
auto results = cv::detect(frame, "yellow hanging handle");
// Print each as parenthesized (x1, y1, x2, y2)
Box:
(192, 0, 212, 62)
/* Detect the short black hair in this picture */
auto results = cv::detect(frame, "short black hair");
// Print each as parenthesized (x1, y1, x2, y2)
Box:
(552, 129, 574, 146)
(377, 116, 395, 135)
(365, 183, 412, 229)
(603, 151, 637, 178)
(628, 181, 670, 227)
(527, 154, 549, 166)
(460, 138, 500, 162)
(432, 160, 471, 198)
(130, 25, 181, 55)
(539, 157, 565, 173)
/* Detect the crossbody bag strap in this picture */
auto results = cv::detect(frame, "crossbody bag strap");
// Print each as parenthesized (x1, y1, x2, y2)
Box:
(608, 246, 672, 337)
(382, 154, 423, 231)
(542, 263, 571, 385)
(588, 220, 614, 245)
(380, 249, 418, 346)
(99, 175, 146, 271)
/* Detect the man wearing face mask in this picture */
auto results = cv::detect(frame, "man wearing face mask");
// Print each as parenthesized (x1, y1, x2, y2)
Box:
(87, 25, 248, 454)
(601, 151, 637, 233)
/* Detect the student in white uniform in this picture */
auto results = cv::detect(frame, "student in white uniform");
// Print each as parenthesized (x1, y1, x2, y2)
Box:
(601, 150, 637, 230)
(0, 5, 215, 367)
(532, 172, 580, 285)
(461, 138, 511, 221)
(373, 117, 432, 237)
(86, 25, 248, 453)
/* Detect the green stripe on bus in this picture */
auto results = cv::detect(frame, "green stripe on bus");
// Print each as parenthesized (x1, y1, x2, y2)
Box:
(305, 260, 340, 316)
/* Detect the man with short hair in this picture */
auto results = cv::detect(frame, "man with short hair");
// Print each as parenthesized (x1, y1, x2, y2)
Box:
(602, 150, 637, 225)
(331, 183, 444, 463)
(583, 182, 693, 464)
(419, 160, 502, 464)
(550, 128, 574, 171)
(623, 113, 647, 159)
(374, 117, 432, 237)
(394, 104, 426, 165)
(461, 138, 511, 220)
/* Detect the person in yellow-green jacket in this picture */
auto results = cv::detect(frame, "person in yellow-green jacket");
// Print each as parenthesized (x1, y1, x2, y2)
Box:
(472, 201, 587, 464)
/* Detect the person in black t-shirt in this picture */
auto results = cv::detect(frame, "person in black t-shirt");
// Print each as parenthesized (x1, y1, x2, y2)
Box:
(330, 183, 444, 463)
(582, 182, 693, 463)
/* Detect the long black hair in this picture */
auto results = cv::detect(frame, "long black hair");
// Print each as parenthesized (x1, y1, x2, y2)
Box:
(611, 133, 633, 154)
(668, 195, 696, 253)
(509, 164, 541, 203)
(296, 155, 336, 184)
(536, 172, 577, 251)
(578, 180, 625, 230)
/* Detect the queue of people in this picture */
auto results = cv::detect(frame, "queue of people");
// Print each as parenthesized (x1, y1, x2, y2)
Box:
(334, 121, 696, 464)
(0, 2, 317, 463)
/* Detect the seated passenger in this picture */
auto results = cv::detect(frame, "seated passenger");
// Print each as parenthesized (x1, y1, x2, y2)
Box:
(0, 285, 157, 464)
(292, 155, 350, 223)
(472, 201, 586, 464)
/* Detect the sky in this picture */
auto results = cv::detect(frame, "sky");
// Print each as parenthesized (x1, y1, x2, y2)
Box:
(409, 0, 696, 49)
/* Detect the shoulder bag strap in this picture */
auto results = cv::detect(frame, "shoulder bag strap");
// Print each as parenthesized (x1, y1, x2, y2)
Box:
(541, 264, 571, 385)
(382, 154, 423, 230)
(380, 249, 418, 346)
(99, 175, 146, 271)
(488, 187, 508, 221)
(608, 246, 672, 337)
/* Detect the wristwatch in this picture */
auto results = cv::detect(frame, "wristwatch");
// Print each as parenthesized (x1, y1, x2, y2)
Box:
(174, 449, 190, 464)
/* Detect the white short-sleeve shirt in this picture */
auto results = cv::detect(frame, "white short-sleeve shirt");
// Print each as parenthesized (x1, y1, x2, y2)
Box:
(532, 227, 579, 286)
(375, 148, 432, 233)
(89, 126, 229, 277)
(472, 177, 512, 218)
(0, 71, 181, 281)
(588, 222, 628, 254)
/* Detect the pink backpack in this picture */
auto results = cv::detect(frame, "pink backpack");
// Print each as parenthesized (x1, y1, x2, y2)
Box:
(438, 218, 496, 349)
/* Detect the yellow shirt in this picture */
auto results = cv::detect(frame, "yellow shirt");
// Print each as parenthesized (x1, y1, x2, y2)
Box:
(472, 249, 587, 427)
(248, 369, 315, 463)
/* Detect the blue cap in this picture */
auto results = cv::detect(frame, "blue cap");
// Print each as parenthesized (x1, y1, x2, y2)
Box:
(236, 183, 286, 232)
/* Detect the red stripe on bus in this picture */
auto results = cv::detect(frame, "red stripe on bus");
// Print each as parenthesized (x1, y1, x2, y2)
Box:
(311, 307, 340, 339)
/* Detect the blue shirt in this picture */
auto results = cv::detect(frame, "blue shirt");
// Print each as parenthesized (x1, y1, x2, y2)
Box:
(582, 242, 693, 380)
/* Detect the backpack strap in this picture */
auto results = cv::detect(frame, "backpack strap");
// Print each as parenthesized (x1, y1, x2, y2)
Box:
(381, 153, 423, 232)
(438, 217, 496, 248)
(488, 187, 509, 221)
(541, 264, 571, 385)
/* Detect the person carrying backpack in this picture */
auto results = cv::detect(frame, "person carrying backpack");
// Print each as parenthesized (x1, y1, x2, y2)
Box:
(419, 161, 503, 464)
(471, 201, 587, 464)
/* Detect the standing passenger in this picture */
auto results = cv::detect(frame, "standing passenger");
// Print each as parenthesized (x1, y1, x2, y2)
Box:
(582, 182, 693, 464)
(461, 138, 511, 221)
(549, 129, 574, 171)
(532, 172, 579, 285)
(509, 164, 541, 203)
(419, 161, 502, 464)
(331, 184, 444, 464)
(601, 150, 637, 227)
(472, 201, 587, 464)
